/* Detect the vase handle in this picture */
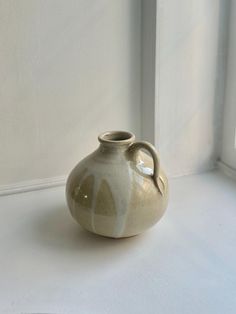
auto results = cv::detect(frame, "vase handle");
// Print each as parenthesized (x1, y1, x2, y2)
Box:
(128, 141, 164, 195)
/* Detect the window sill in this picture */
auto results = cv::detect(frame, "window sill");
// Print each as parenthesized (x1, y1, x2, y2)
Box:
(0, 170, 235, 313)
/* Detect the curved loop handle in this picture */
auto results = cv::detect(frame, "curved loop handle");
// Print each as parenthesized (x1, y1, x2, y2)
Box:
(128, 141, 164, 195)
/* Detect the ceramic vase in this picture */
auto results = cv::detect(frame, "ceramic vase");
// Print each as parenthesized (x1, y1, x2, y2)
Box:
(66, 131, 168, 238)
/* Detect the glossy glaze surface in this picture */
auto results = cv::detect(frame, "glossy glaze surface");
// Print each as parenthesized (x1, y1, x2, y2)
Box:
(66, 131, 168, 238)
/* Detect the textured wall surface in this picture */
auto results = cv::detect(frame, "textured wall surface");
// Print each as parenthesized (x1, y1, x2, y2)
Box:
(156, 0, 229, 177)
(0, 0, 141, 186)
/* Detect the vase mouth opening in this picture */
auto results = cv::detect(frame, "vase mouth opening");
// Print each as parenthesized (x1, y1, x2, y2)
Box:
(98, 131, 135, 145)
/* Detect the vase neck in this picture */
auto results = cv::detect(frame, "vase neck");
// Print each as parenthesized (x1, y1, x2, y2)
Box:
(98, 143, 131, 153)
(98, 131, 135, 151)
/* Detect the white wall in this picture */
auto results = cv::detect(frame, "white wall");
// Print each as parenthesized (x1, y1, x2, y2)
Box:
(0, 0, 231, 190)
(141, 0, 156, 145)
(221, 0, 236, 171)
(0, 0, 141, 187)
(155, 0, 229, 177)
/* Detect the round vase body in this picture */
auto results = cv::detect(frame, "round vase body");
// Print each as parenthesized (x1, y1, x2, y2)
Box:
(66, 131, 168, 238)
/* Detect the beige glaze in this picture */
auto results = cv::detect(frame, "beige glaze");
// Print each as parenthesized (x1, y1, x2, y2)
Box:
(66, 131, 168, 238)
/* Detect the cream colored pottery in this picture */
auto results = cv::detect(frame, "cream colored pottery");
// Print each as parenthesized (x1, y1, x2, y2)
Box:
(66, 131, 168, 238)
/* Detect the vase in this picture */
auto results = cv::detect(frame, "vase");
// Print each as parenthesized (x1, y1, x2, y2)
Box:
(66, 131, 168, 238)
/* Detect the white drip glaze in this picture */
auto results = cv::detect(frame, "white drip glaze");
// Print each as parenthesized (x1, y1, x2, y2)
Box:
(90, 173, 100, 233)
(110, 163, 132, 238)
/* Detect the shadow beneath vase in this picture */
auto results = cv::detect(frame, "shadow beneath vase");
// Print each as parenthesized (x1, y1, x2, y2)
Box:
(30, 205, 147, 263)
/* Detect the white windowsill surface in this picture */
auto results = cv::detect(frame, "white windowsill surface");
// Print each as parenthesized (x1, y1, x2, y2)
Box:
(0, 170, 235, 314)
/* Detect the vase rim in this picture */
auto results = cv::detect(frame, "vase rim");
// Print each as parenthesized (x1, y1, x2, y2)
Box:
(98, 130, 135, 145)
